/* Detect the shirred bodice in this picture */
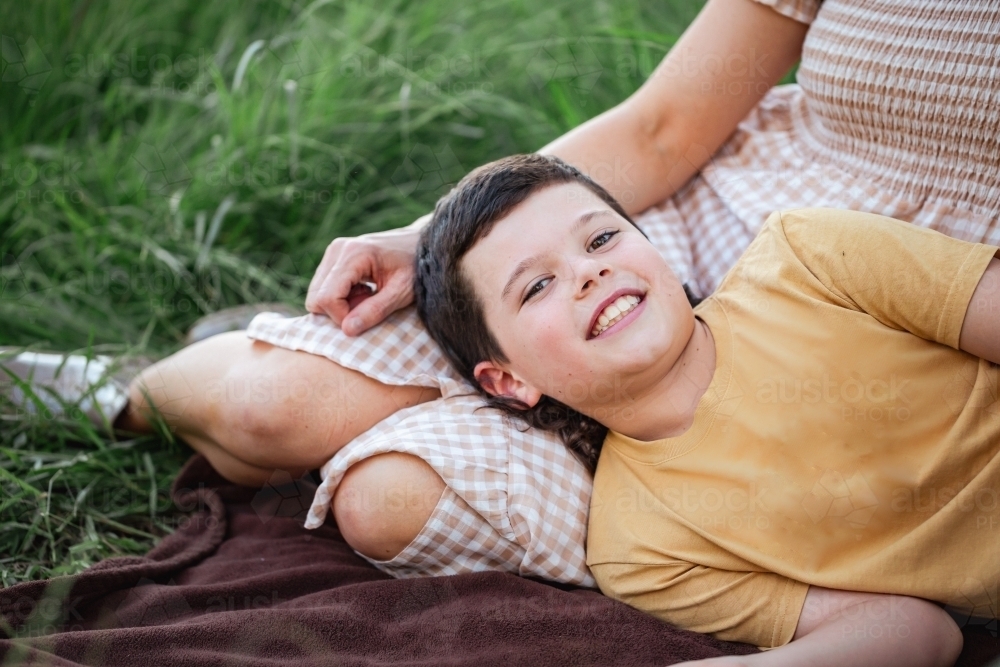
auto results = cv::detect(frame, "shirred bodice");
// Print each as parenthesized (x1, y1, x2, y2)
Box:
(795, 0, 1000, 210)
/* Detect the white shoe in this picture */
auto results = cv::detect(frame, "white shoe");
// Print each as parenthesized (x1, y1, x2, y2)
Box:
(0, 304, 300, 430)
(0, 350, 136, 429)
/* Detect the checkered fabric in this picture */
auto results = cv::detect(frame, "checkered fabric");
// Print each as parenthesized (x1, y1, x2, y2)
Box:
(248, 310, 597, 586)
(247, 0, 1000, 585)
(753, 0, 821, 25)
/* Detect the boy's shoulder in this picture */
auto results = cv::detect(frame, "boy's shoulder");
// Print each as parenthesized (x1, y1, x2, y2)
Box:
(759, 207, 965, 258)
(763, 207, 911, 246)
(706, 207, 959, 311)
(748, 207, 971, 290)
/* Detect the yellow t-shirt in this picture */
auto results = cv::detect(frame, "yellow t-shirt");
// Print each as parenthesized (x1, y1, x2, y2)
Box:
(587, 208, 1000, 649)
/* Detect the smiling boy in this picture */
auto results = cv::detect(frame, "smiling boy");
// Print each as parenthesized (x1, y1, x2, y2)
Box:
(416, 154, 1000, 664)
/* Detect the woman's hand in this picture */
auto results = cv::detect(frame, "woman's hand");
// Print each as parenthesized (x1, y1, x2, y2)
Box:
(305, 215, 430, 335)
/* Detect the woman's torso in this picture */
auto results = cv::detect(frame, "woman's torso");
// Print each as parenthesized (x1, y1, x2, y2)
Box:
(684, 0, 1000, 277)
(796, 0, 1000, 212)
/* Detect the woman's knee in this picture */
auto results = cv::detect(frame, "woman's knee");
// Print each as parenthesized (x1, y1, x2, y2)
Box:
(126, 331, 254, 430)
(198, 336, 439, 467)
(332, 452, 446, 561)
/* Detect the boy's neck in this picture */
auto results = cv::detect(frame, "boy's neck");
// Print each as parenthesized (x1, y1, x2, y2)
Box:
(602, 318, 717, 442)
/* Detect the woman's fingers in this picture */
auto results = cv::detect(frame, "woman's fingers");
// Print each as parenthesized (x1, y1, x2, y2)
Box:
(345, 282, 376, 310)
(305, 225, 424, 333)
(305, 245, 371, 324)
(304, 239, 415, 335)
(341, 269, 414, 335)
(305, 238, 348, 313)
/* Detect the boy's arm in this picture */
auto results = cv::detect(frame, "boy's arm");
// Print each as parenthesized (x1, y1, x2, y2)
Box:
(672, 587, 963, 667)
(959, 256, 1000, 364)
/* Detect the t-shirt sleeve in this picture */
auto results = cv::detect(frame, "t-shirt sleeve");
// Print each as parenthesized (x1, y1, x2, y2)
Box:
(589, 560, 809, 650)
(773, 208, 999, 350)
(749, 0, 822, 24)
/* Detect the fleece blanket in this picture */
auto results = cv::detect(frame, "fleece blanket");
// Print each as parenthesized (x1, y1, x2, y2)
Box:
(1, 455, 997, 667)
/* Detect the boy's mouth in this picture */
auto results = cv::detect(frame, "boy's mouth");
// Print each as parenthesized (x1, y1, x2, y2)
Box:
(589, 290, 645, 339)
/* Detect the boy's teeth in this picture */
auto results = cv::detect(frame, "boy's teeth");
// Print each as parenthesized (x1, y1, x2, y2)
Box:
(591, 295, 641, 337)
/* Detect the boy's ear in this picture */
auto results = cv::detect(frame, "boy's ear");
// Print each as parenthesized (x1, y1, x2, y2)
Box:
(473, 361, 542, 408)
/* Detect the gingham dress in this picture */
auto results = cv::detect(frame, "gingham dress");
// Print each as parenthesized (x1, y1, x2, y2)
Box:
(248, 0, 1000, 585)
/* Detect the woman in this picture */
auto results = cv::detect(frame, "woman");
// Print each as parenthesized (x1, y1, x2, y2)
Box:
(28, 0, 996, 659)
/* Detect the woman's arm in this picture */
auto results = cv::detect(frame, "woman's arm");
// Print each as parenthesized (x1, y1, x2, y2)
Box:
(673, 587, 963, 667)
(540, 0, 808, 214)
(306, 0, 808, 332)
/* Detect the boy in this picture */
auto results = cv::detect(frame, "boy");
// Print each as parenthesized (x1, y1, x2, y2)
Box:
(416, 154, 999, 664)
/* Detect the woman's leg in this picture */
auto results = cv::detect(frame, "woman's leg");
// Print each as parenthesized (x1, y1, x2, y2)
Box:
(120, 331, 440, 483)
(118, 331, 445, 558)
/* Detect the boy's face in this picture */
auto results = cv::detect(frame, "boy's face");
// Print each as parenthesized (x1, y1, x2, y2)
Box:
(462, 182, 696, 419)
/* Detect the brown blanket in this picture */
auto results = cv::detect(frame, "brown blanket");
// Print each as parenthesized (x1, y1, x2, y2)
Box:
(2, 455, 997, 666)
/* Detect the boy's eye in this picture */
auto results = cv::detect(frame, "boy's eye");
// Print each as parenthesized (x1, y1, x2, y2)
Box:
(589, 230, 618, 251)
(523, 277, 551, 303)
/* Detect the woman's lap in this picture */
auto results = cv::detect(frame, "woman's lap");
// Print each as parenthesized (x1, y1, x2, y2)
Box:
(127, 331, 439, 491)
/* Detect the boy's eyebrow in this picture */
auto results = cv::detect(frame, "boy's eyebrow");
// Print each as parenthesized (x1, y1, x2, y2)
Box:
(574, 209, 616, 230)
(502, 255, 539, 302)
(500, 208, 616, 302)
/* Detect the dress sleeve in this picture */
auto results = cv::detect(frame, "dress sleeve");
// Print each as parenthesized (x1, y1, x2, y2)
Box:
(590, 560, 809, 649)
(748, 0, 822, 25)
(774, 208, 999, 350)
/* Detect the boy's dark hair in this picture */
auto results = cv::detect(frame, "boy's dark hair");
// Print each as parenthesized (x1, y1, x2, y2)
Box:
(415, 154, 700, 471)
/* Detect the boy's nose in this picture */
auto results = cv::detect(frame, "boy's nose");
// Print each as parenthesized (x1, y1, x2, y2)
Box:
(579, 265, 611, 295)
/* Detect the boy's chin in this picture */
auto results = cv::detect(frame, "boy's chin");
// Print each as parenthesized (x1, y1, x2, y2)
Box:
(600, 331, 674, 362)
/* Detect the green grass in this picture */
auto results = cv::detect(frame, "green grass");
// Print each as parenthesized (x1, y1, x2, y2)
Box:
(0, 0, 713, 585)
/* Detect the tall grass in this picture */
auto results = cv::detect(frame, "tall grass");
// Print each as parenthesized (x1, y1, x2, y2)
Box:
(0, 0, 706, 584)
